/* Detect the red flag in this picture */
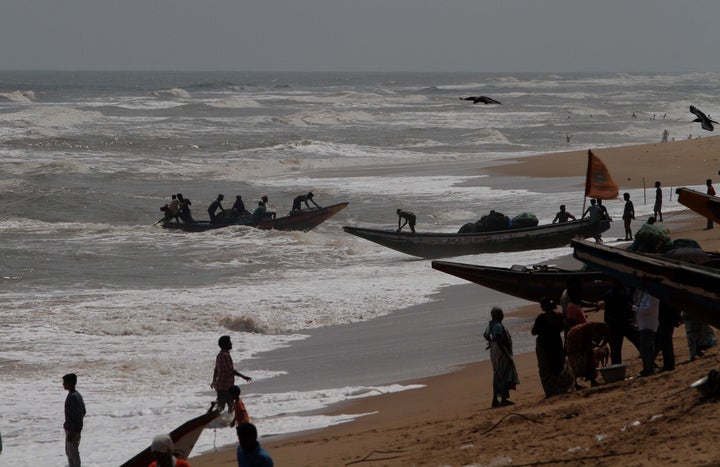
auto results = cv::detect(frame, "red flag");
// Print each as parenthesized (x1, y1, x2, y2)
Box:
(585, 150, 619, 199)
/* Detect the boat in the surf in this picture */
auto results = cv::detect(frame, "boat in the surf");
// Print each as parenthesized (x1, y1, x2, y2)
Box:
(676, 187, 720, 225)
(571, 239, 720, 329)
(343, 219, 610, 259)
(431, 260, 613, 303)
(160, 202, 349, 232)
(121, 407, 221, 467)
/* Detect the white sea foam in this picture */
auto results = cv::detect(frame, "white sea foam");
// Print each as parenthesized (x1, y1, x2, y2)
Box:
(0, 90, 35, 103)
(149, 87, 192, 98)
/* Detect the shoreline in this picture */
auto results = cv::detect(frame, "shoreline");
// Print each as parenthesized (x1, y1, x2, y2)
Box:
(192, 136, 720, 466)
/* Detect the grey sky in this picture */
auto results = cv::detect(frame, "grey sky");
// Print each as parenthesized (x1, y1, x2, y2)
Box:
(1, 1, 718, 72)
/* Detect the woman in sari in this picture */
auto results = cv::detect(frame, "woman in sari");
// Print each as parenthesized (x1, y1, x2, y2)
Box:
(484, 306, 520, 407)
(531, 297, 575, 397)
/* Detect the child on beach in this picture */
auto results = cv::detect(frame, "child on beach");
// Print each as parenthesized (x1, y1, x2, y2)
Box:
(230, 385, 250, 427)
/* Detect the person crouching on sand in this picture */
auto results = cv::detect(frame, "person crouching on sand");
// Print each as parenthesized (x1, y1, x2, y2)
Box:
(483, 306, 519, 407)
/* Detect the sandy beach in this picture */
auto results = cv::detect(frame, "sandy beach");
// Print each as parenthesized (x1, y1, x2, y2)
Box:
(193, 136, 720, 466)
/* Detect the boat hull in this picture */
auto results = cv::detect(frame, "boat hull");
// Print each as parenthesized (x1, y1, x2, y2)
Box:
(431, 260, 613, 303)
(161, 202, 348, 232)
(676, 187, 720, 225)
(343, 219, 609, 259)
(571, 239, 720, 328)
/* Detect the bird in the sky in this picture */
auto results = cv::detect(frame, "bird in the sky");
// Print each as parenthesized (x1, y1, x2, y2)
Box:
(459, 96, 502, 105)
(690, 105, 718, 131)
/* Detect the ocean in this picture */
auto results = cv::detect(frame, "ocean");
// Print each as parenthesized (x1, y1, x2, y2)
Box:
(0, 70, 716, 465)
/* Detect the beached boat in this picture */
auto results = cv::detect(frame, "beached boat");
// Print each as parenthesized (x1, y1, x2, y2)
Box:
(676, 187, 720, 225)
(343, 219, 610, 259)
(161, 202, 348, 232)
(431, 260, 613, 303)
(571, 239, 720, 328)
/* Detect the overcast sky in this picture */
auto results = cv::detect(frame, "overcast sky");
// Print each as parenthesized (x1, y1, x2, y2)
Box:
(1, 1, 718, 72)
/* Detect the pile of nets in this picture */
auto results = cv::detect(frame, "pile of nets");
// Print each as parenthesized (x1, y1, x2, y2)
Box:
(457, 211, 538, 234)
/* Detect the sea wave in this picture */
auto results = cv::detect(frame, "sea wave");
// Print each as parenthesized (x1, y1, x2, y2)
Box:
(0, 90, 35, 103)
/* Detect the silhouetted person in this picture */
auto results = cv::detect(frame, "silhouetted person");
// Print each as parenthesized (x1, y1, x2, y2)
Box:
(177, 193, 193, 224)
(231, 195, 247, 216)
(208, 194, 225, 224)
(261, 195, 276, 219)
(582, 198, 603, 243)
(602, 281, 639, 365)
(622, 193, 635, 241)
(654, 181, 663, 221)
(63, 373, 86, 467)
(211, 335, 252, 413)
(291, 192, 320, 212)
(706, 179, 716, 230)
(552, 204, 576, 223)
(396, 209, 416, 233)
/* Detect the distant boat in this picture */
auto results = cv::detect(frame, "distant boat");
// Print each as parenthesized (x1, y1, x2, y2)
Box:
(676, 187, 720, 225)
(161, 202, 348, 233)
(431, 260, 613, 303)
(343, 219, 610, 259)
(121, 408, 221, 467)
(571, 239, 720, 328)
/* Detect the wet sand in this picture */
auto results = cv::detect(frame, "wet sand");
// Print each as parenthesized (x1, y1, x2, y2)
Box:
(193, 136, 720, 466)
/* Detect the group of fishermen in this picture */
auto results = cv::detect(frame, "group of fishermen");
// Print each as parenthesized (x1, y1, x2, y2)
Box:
(161, 191, 321, 225)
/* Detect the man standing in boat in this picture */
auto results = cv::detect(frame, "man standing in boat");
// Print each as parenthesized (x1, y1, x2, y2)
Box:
(581, 199, 603, 243)
(208, 194, 226, 224)
(291, 192, 320, 212)
(177, 193, 193, 224)
(261, 195, 276, 219)
(397, 209, 417, 233)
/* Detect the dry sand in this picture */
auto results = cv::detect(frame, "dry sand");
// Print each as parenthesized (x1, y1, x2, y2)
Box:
(193, 137, 720, 466)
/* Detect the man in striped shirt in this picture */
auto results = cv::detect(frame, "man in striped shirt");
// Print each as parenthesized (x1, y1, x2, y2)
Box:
(212, 335, 252, 412)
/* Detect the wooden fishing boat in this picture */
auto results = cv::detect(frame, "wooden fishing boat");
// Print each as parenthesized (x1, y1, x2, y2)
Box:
(676, 187, 720, 225)
(571, 239, 720, 328)
(161, 202, 348, 233)
(343, 219, 610, 259)
(431, 260, 613, 303)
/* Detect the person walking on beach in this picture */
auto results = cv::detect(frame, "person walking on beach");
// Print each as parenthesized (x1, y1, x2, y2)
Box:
(531, 298, 575, 397)
(654, 181, 663, 222)
(582, 198, 603, 243)
(212, 336, 252, 413)
(602, 281, 639, 365)
(632, 289, 659, 377)
(622, 193, 635, 241)
(396, 209, 417, 233)
(483, 306, 519, 407)
(705, 179, 715, 230)
(552, 205, 576, 224)
(149, 434, 190, 467)
(236, 422, 274, 467)
(63, 373, 86, 467)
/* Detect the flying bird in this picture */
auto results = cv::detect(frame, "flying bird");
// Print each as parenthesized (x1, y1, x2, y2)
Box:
(459, 96, 502, 105)
(690, 105, 718, 132)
